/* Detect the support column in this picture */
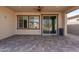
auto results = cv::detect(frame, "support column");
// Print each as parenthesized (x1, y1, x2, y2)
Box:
(64, 13, 67, 36)
(60, 12, 67, 36)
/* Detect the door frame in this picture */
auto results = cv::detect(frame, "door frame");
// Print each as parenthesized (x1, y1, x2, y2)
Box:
(41, 14, 58, 35)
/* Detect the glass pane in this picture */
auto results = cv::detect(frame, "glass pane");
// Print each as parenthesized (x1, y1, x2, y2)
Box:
(29, 16, 39, 22)
(43, 16, 49, 19)
(24, 20, 27, 28)
(19, 16, 23, 20)
(23, 16, 28, 20)
(50, 16, 56, 34)
(19, 19, 23, 23)
(19, 23, 23, 28)
(42, 16, 49, 34)
(18, 16, 23, 28)
(29, 16, 39, 29)
(29, 23, 39, 29)
(19, 16, 23, 23)
(23, 16, 28, 28)
(29, 16, 34, 19)
(18, 16, 28, 28)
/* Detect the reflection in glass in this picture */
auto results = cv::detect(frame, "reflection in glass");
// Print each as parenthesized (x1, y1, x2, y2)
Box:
(42, 16, 57, 35)
(29, 16, 40, 29)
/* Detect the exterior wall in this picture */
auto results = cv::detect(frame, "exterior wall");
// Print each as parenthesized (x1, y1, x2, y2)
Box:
(67, 17, 79, 35)
(15, 12, 65, 35)
(0, 7, 15, 40)
(0, 7, 66, 39)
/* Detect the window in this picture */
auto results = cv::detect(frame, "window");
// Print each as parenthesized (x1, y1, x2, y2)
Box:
(17, 15, 40, 29)
(18, 16, 28, 29)
(23, 16, 28, 28)
(29, 16, 40, 29)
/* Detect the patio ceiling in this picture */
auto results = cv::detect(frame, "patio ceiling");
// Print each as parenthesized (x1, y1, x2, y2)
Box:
(7, 6, 70, 12)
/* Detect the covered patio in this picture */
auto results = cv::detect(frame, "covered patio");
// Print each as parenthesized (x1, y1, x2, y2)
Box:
(0, 6, 79, 52)
(0, 6, 79, 40)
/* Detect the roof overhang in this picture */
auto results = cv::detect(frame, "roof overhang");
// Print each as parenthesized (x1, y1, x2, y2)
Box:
(6, 6, 79, 13)
(65, 6, 79, 13)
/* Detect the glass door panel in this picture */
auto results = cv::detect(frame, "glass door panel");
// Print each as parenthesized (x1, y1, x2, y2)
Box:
(49, 16, 57, 34)
(42, 15, 57, 35)
(42, 16, 49, 34)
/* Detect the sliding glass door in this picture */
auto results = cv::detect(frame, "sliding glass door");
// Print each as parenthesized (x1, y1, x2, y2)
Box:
(42, 15, 57, 35)
(42, 16, 49, 34)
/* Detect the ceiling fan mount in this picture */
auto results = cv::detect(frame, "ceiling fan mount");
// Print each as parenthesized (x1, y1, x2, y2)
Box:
(36, 6, 43, 12)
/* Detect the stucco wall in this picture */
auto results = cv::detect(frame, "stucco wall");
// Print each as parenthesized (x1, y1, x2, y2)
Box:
(0, 7, 66, 39)
(0, 7, 15, 40)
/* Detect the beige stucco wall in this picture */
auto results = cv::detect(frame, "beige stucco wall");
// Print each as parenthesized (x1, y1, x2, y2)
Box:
(0, 7, 66, 40)
(0, 7, 15, 40)
(15, 12, 65, 35)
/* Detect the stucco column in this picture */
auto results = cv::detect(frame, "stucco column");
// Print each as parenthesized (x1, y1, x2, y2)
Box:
(64, 13, 67, 36)
(60, 12, 67, 36)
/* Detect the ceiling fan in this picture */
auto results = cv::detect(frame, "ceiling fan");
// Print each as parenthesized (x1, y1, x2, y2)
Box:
(34, 6, 44, 12)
